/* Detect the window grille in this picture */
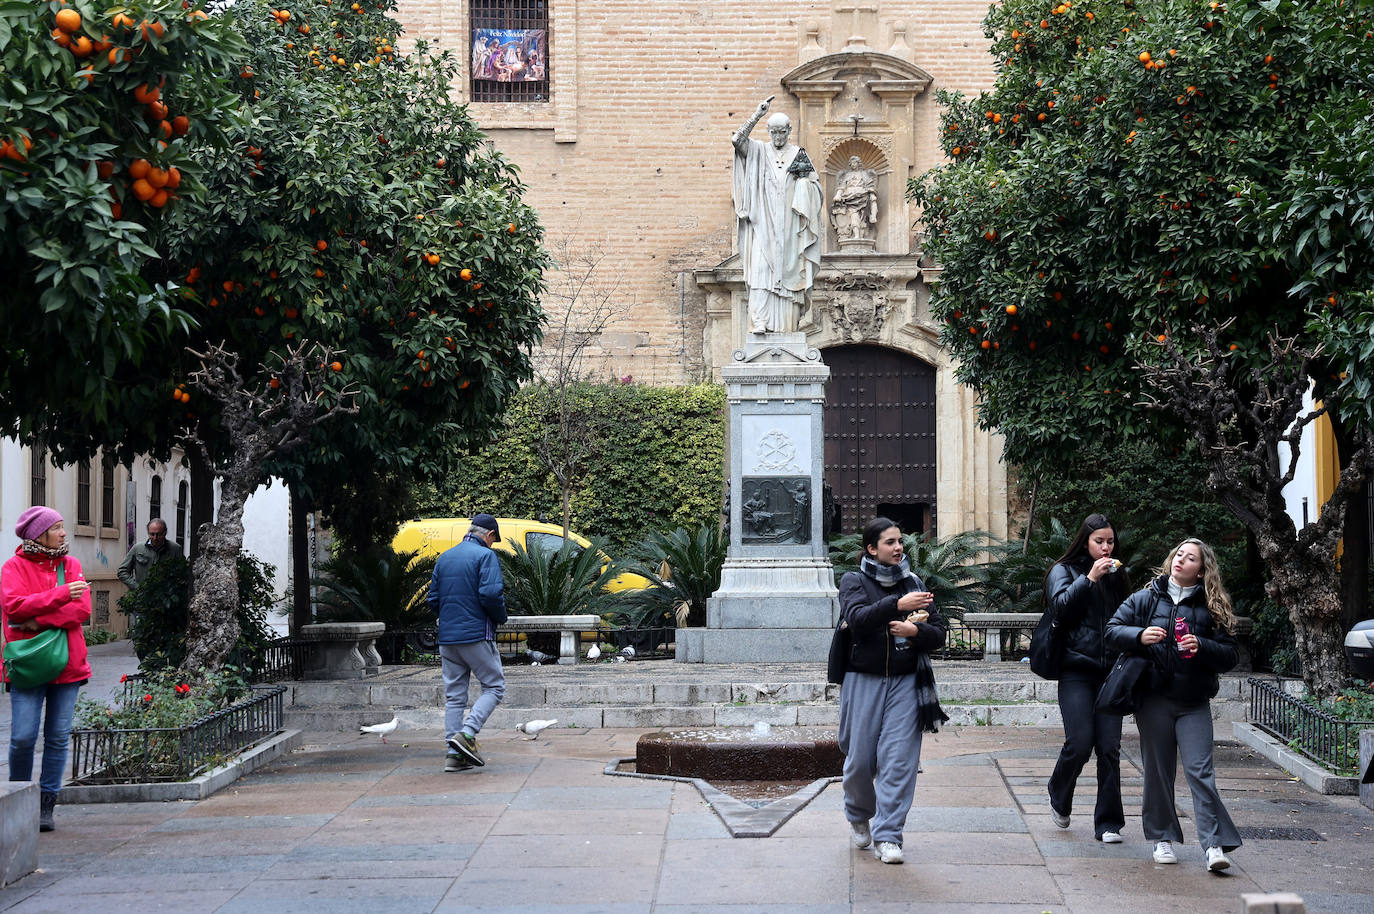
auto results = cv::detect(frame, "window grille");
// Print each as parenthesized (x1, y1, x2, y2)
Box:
(30, 444, 47, 508)
(176, 481, 188, 546)
(94, 590, 110, 626)
(470, 0, 549, 103)
(77, 463, 92, 527)
(150, 475, 162, 525)
(101, 454, 117, 528)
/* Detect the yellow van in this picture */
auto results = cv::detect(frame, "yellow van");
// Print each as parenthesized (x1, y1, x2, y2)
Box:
(392, 517, 650, 593)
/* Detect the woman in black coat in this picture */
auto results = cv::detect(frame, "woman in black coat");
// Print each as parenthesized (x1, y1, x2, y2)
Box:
(1043, 513, 1130, 842)
(1106, 537, 1241, 872)
(836, 517, 948, 865)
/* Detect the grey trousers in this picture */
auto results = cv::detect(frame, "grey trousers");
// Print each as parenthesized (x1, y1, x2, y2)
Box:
(838, 671, 924, 847)
(1133, 694, 1242, 851)
(440, 640, 506, 741)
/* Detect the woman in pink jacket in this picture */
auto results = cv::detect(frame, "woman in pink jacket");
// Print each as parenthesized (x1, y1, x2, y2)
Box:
(2, 506, 91, 832)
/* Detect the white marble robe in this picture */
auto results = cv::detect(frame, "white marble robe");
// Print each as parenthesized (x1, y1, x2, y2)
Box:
(732, 138, 823, 333)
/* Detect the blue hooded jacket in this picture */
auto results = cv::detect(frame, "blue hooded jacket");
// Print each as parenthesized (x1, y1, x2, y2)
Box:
(429, 534, 507, 644)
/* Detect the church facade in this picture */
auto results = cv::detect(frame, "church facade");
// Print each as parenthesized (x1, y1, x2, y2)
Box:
(394, 0, 1009, 538)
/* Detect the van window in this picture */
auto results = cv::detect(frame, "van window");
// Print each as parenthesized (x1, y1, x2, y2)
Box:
(525, 531, 581, 558)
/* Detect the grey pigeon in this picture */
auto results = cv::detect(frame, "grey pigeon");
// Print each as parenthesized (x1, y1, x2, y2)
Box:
(526, 649, 555, 665)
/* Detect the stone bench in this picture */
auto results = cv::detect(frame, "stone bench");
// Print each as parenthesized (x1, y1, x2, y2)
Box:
(498, 615, 600, 665)
(963, 612, 1042, 661)
(298, 621, 384, 679)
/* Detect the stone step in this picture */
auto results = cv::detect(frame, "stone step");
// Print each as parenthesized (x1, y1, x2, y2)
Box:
(286, 664, 1256, 733)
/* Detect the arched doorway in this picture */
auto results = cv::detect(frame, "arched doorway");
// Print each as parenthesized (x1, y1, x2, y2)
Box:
(822, 344, 936, 536)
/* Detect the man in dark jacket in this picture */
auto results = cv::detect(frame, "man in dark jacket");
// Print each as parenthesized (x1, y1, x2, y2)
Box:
(429, 513, 507, 771)
(117, 519, 182, 589)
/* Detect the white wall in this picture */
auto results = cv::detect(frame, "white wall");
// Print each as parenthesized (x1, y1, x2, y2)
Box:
(1280, 386, 1320, 533)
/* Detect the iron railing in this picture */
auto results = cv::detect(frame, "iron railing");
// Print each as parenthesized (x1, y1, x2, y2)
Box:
(253, 638, 318, 682)
(1248, 676, 1374, 776)
(69, 684, 286, 784)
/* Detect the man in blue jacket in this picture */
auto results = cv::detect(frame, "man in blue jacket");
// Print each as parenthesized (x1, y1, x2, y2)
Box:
(429, 513, 507, 771)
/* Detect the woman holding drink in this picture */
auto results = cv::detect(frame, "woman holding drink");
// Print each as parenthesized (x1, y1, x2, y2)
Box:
(837, 517, 948, 864)
(1107, 537, 1242, 871)
(1044, 513, 1130, 843)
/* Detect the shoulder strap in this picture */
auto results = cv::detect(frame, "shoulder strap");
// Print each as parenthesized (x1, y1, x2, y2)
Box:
(57, 561, 66, 586)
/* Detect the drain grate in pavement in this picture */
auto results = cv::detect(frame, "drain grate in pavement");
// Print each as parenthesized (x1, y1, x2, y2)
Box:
(1238, 826, 1325, 841)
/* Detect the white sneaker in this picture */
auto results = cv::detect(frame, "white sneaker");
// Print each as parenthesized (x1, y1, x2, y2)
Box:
(1099, 831, 1123, 844)
(850, 820, 872, 849)
(1153, 841, 1178, 864)
(1206, 846, 1231, 871)
(874, 841, 904, 864)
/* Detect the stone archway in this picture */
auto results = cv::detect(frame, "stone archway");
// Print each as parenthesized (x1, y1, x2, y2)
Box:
(822, 344, 936, 536)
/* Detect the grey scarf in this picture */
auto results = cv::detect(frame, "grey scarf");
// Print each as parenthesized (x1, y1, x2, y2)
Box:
(859, 554, 919, 588)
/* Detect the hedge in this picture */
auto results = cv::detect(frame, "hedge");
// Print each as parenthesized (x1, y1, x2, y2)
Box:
(416, 382, 725, 554)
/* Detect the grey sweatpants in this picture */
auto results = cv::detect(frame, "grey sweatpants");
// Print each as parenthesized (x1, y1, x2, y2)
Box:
(440, 640, 506, 741)
(837, 670, 924, 847)
(1133, 694, 1242, 851)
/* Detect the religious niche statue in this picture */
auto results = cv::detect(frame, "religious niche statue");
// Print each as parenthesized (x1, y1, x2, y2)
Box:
(732, 96, 824, 335)
(831, 154, 878, 249)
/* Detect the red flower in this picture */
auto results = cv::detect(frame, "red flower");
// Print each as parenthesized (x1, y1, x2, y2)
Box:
(120, 674, 128, 682)
(143, 694, 153, 702)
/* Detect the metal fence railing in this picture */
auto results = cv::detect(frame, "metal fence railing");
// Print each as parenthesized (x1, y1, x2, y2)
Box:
(253, 638, 318, 682)
(69, 684, 286, 784)
(1247, 677, 1374, 776)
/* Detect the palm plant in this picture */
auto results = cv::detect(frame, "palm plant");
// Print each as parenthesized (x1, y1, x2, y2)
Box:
(828, 529, 1007, 620)
(614, 524, 727, 628)
(984, 517, 1146, 613)
(311, 547, 438, 628)
(496, 538, 622, 618)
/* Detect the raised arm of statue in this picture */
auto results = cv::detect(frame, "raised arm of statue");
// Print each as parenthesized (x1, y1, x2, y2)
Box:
(732, 96, 773, 152)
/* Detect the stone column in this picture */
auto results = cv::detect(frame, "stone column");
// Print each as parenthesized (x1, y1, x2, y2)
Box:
(676, 334, 840, 663)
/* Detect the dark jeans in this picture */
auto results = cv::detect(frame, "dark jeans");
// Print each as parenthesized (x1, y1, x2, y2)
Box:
(1048, 671, 1124, 837)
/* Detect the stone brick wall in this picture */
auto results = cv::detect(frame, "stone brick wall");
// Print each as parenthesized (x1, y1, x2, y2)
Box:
(393, 0, 997, 384)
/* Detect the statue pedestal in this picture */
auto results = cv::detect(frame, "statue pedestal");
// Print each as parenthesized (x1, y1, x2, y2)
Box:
(676, 334, 839, 664)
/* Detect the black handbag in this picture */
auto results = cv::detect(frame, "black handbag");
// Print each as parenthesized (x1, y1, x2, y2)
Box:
(1095, 653, 1150, 715)
(826, 618, 850, 685)
(1028, 609, 1065, 680)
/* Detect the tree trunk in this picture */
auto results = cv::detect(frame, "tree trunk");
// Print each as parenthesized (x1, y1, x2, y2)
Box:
(290, 485, 311, 635)
(181, 472, 251, 673)
(187, 453, 216, 563)
(1341, 480, 1370, 631)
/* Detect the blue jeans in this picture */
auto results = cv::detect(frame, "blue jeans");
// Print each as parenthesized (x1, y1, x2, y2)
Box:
(8, 680, 82, 794)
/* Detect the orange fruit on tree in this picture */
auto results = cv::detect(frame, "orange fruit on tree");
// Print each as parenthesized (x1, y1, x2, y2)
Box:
(165, 166, 181, 189)
(313, 268, 324, 278)
(1005, 305, 1018, 315)
(330, 361, 342, 372)
(460, 268, 473, 281)
(133, 83, 160, 104)
(141, 20, 165, 41)
(55, 8, 82, 33)
(131, 178, 156, 201)
(146, 167, 169, 188)
(96, 161, 114, 179)
(425, 253, 440, 266)
(269, 377, 281, 389)
(149, 188, 169, 208)
(146, 100, 168, 120)
(112, 13, 135, 30)
(128, 158, 152, 180)
(507, 223, 516, 234)
(315, 240, 327, 251)
(980, 340, 991, 350)
(51, 28, 72, 48)
(71, 35, 94, 57)
(285, 307, 299, 319)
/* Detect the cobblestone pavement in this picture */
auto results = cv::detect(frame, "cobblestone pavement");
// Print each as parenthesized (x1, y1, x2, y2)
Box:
(3, 642, 1373, 912)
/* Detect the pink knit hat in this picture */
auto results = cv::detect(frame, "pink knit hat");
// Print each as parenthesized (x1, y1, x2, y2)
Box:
(15, 506, 62, 541)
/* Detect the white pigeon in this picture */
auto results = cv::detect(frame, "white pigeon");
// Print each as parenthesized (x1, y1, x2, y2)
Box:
(359, 715, 398, 743)
(619, 644, 636, 660)
(586, 644, 601, 661)
(516, 718, 558, 739)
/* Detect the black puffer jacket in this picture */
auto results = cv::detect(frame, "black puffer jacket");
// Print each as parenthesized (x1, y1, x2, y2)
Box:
(1106, 575, 1239, 705)
(839, 570, 947, 677)
(1045, 560, 1122, 676)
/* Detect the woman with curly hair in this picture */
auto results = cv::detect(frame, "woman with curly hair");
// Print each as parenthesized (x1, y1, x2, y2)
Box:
(1107, 537, 1241, 872)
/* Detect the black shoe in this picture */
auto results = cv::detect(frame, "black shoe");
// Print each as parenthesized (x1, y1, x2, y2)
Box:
(39, 792, 56, 832)
(447, 732, 485, 767)
(444, 753, 472, 772)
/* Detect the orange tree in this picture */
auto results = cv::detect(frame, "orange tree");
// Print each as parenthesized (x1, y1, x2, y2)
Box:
(149, 0, 545, 662)
(911, 0, 1374, 698)
(0, 0, 242, 457)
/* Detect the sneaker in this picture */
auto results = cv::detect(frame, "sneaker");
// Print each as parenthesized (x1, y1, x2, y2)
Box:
(1099, 831, 1123, 844)
(1050, 806, 1070, 829)
(850, 820, 872, 849)
(874, 841, 904, 864)
(447, 732, 485, 767)
(1206, 846, 1231, 872)
(1152, 841, 1178, 864)
(444, 753, 472, 772)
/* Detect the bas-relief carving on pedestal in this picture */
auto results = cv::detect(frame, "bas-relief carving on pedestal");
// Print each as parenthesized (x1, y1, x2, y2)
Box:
(741, 477, 811, 545)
